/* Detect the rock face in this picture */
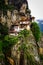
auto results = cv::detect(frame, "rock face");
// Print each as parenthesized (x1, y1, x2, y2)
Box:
(1, 0, 31, 29)
(8, 0, 28, 10)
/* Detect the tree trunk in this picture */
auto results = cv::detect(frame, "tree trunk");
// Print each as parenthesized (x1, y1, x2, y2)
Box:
(4, 55, 11, 65)
(36, 41, 40, 55)
(3, 48, 11, 65)
(36, 41, 41, 65)
(19, 50, 25, 65)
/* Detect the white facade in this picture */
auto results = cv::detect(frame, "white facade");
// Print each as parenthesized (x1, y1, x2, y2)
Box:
(13, 26, 20, 32)
(20, 21, 29, 24)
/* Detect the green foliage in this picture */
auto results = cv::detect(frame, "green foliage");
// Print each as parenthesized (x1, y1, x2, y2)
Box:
(0, 23, 3, 34)
(40, 54, 43, 60)
(0, 0, 14, 15)
(0, 23, 8, 36)
(0, 55, 4, 60)
(31, 22, 41, 42)
(7, 5, 14, 11)
(18, 43, 28, 52)
(2, 35, 18, 54)
(41, 32, 43, 36)
(0, 0, 5, 10)
(0, 41, 3, 52)
(4, 35, 18, 45)
(18, 29, 30, 52)
(0, 0, 7, 15)
(19, 29, 29, 37)
(27, 54, 40, 65)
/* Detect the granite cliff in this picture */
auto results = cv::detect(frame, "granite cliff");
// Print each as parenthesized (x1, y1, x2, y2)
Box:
(8, 0, 28, 10)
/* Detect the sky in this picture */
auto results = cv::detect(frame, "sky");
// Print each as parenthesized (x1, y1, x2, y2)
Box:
(28, 0, 43, 20)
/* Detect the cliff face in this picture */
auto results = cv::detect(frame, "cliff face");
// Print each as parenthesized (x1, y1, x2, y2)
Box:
(8, 0, 28, 10)
(9, 0, 28, 5)
(0, 0, 31, 28)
